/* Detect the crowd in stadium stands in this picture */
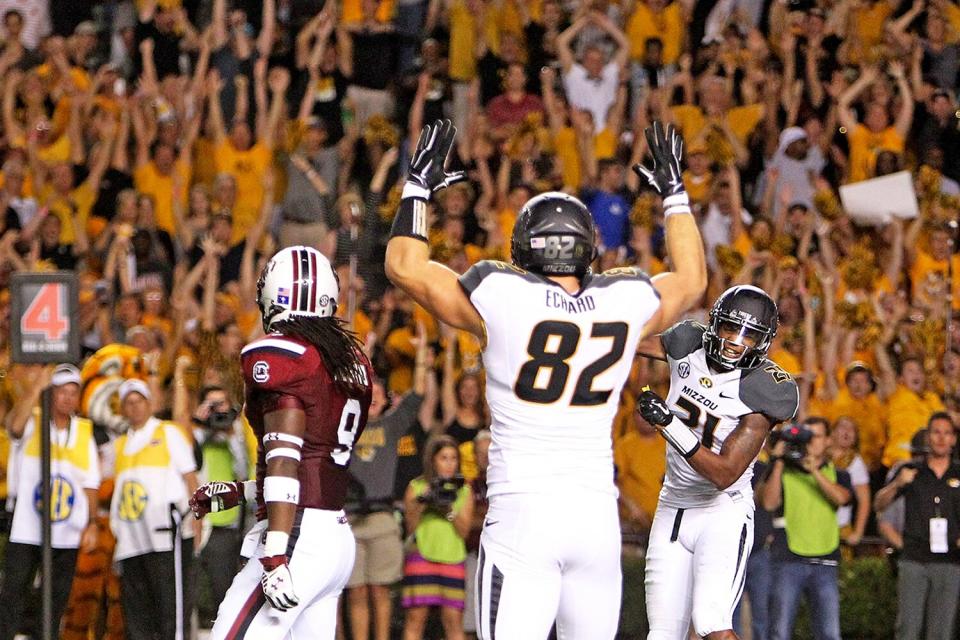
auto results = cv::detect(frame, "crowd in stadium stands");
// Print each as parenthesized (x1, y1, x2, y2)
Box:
(0, 0, 957, 637)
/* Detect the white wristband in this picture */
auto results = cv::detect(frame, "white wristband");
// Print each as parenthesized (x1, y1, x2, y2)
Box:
(263, 476, 300, 504)
(263, 433, 304, 448)
(264, 530, 289, 557)
(265, 447, 302, 462)
(662, 192, 692, 218)
(659, 416, 701, 459)
(402, 182, 431, 200)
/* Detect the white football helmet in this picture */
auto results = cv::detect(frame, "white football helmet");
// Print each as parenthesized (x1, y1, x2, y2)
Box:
(257, 246, 339, 331)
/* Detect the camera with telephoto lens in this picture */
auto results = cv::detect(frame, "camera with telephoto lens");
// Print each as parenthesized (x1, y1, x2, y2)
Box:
(771, 424, 814, 470)
(417, 475, 466, 510)
(197, 406, 238, 432)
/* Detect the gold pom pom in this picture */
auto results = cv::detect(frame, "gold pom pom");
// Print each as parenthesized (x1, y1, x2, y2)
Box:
(705, 127, 735, 166)
(924, 194, 960, 225)
(429, 228, 459, 265)
(506, 113, 547, 159)
(715, 244, 745, 278)
(630, 193, 657, 229)
(856, 322, 884, 350)
(917, 165, 942, 205)
(841, 243, 879, 291)
(836, 300, 874, 329)
(770, 233, 795, 257)
(813, 188, 843, 221)
(909, 317, 946, 366)
(378, 184, 402, 223)
(363, 115, 400, 149)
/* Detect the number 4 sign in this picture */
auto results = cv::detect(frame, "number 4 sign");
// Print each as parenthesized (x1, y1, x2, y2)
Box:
(10, 272, 80, 364)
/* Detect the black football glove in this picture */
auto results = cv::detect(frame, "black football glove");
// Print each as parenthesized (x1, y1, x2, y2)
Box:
(633, 121, 686, 197)
(637, 387, 674, 427)
(407, 119, 465, 194)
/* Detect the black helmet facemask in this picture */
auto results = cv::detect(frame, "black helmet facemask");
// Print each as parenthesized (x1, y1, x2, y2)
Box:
(703, 286, 778, 371)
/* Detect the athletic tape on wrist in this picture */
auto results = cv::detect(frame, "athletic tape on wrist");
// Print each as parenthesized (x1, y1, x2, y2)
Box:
(265, 447, 302, 462)
(662, 192, 692, 218)
(660, 416, 701, 459)
(262, 432, 304, 448)
(401, 183, 431, 200)
(390, 195, 430, 242)
(264, 531, 289, 557)
(263, 476, 300, 504)
(242, 480, 258, 502)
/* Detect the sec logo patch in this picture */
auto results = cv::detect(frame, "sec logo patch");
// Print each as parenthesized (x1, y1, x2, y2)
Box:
(34, 476, 75, 522)
(118, 480, 148, 522)
(678, 362, 690, 379)
(253, 361, 270, 383)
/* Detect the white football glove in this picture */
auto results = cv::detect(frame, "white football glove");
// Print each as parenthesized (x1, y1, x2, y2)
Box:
(260, 555, 300, 611)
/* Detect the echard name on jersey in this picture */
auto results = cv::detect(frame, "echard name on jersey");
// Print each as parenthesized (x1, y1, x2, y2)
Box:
(545, 290, 596, 313)
(240, 334, 373, 518)
(658, 320, 800, 508)
(458, 260, 661, 498)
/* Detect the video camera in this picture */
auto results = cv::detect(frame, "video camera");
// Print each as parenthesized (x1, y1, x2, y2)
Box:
(771, 423, 814, 470)
(417, 475, 466, 511)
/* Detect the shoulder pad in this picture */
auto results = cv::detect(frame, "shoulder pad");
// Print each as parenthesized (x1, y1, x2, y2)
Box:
(241, 336, 313, 393)
(739, 361, 800, 424)
(590, 266, 658, 291)
(458, 260, 540, 296)
(661, 321, 707, 360)
(240, 335, 308, 358)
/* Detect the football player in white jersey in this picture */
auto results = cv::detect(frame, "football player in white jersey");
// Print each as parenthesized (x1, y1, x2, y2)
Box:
(385, 118, 706, 639)
(635, 285, 800, 640)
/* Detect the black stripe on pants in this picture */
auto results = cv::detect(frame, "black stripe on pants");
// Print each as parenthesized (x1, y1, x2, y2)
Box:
(489, 564, 503, 639)
(476, 543, 505, 640)
(476, 545, 485, 639)
(0, 542, 78, 640)
(728, 522, 750, 618)
(229, 509, 306, 640)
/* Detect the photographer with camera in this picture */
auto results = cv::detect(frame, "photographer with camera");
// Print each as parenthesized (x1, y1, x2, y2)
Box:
(874, 412, 960, 640)
(190, 385, 252, 626)
(759, 416, 852, 640)
(401, 434, 474, 640)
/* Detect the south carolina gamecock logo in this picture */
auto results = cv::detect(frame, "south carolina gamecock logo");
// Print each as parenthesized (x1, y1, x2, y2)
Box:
(253, 361, 270, 383)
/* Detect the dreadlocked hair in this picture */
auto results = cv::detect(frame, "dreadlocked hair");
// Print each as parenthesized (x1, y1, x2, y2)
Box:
(272, 316, 368, 397)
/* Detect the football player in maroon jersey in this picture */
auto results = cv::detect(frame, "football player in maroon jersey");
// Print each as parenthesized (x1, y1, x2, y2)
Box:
(190, 245, 373, 639)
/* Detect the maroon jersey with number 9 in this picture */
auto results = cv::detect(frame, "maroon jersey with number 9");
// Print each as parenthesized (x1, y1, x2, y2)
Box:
(240, 334, 372, 518)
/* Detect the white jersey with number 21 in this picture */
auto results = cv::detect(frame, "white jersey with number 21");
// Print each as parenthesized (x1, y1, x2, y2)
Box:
(657, 321, 800, 509)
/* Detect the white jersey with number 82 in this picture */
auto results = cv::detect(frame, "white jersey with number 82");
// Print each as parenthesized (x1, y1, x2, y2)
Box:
(459, 261, 660, 498)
